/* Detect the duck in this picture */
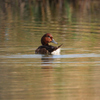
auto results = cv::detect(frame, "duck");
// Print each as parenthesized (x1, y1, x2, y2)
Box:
(35, 33, 62, 55)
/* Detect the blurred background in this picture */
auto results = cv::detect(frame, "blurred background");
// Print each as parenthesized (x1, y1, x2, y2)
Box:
(0, 0, 100, 100)
(0, 0, 100, 47)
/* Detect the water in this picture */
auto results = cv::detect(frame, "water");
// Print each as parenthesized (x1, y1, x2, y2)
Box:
(0, 1, 100, 100)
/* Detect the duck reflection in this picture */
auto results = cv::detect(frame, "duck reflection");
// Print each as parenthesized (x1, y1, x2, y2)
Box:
(41, 55, 54, 69)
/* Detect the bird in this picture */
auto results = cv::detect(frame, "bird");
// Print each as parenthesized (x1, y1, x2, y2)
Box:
(35, 33, 62, 55)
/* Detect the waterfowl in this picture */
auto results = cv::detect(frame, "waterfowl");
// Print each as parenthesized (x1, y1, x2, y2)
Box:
(35, 33, 62, 55)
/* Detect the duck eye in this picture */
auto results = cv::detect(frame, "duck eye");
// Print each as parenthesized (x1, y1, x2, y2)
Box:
(48, 36, 50, 38)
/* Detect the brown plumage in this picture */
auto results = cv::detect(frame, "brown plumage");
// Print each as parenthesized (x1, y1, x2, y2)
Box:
(35, 33, 62, 54)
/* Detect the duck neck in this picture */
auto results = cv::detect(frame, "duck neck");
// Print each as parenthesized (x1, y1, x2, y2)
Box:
(42, 43, 49, 46)
(41, 39, 49, 45)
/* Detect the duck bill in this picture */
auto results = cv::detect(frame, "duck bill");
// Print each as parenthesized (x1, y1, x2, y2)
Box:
(51, 39, 58, 44)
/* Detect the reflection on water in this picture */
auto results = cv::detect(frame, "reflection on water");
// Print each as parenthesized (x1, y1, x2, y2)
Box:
(0, 1, 100, 100)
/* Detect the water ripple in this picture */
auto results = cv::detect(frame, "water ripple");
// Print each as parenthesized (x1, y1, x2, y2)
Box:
(0, 53, 100, 59)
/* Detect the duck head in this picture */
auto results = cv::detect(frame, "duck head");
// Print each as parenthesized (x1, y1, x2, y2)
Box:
(41, 33, 57, 45)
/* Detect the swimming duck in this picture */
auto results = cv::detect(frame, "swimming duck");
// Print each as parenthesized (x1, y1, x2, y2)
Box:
(35, 33, 62, 55)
